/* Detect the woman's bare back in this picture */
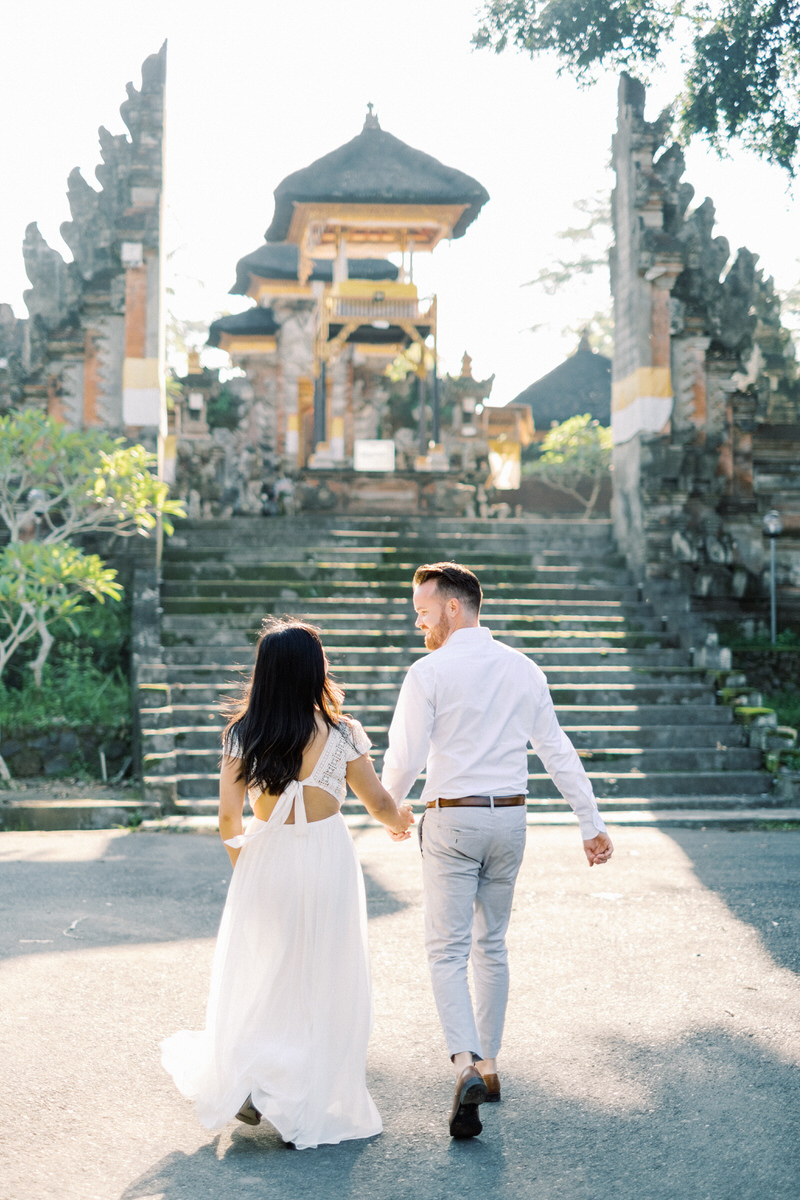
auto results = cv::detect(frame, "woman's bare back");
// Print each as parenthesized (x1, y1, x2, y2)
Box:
(251, 712, 340, 824)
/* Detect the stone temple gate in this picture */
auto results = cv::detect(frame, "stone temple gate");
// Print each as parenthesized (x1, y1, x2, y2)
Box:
(1, 49, 799, 620)
(611, 74, 800, 622)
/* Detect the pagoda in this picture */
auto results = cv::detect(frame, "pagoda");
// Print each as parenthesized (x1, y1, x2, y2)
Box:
(202, 108, 490, 507)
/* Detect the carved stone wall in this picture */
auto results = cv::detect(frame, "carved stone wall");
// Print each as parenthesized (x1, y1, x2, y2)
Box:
(0, 45, 166, 443)
(611, 73, 800, 621)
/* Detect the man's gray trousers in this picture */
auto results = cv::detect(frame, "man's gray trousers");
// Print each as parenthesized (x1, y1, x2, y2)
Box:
(420, 804, 527, 1061)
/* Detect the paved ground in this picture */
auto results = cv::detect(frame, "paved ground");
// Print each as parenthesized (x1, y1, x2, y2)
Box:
(1, 821, 799, 1200)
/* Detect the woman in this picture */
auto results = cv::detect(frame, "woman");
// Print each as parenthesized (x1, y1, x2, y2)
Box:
(161, 618, 413, 1150)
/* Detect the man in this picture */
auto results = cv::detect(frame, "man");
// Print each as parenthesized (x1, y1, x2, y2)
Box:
(381, 561, 613, 1139)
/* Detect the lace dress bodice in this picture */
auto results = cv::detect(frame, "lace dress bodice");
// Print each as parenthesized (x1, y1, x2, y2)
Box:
(223, 719, 371, 846)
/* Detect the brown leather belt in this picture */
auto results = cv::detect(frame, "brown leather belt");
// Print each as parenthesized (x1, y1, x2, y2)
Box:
(426, 794, 526, 809)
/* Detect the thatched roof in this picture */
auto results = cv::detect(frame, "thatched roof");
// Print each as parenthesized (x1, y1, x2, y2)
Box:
(510, 337, 611, 429)
(265, 117, 489, 243)
(230, 242, 398, 295)
(207, 307, 279, 348)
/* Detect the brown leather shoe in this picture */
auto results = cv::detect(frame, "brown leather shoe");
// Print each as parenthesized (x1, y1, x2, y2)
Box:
(481, 1072, 501, 1103)
(449, 1065, 489, 1138)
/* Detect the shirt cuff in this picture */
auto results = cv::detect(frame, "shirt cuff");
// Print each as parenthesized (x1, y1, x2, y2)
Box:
(579, 816, 607, 840)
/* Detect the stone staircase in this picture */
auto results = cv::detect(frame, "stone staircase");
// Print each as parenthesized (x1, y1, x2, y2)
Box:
(137, 515, 790, 827)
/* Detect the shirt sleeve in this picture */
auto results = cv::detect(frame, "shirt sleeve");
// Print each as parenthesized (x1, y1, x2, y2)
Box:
(343, 718, 372, 761)
(528, 665, 607, 840)
(381, 667, 434, 803)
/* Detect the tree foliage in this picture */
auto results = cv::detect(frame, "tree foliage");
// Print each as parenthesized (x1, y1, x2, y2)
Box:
(0, 541, 121, 688)
(0, 411, 185, 687)
(474, 1, 800, 172)
(0, 410, 184, 543)
(524, 413, 612, 516)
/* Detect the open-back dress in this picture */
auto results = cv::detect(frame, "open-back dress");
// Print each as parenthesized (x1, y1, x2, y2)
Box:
(160, 718, 382, 1150)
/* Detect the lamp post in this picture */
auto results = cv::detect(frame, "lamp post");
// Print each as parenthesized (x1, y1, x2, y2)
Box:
(762, 509, 783, 644)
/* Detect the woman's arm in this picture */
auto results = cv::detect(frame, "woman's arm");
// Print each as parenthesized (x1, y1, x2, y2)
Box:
(219, 754, 247, 867)
(346, 754, 415, 839)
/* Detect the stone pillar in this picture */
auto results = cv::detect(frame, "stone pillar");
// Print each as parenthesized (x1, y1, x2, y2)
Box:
(610, 74, 683, 573)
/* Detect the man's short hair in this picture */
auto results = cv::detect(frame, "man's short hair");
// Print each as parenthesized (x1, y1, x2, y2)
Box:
(412, 561, 482, 614)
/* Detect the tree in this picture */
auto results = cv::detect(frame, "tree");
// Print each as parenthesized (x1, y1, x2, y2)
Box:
(524, 413, 612, 517)
(0, 410, 183, 543)
(0, 541, 121, 689)
(0, 411, 184, 685)
(474, 1, 800, 173)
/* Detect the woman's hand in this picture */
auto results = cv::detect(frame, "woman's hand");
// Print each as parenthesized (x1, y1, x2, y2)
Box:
(387, 801, 415, 841)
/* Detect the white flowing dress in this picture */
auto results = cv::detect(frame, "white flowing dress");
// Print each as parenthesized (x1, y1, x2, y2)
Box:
(160, 718, 382, 1150)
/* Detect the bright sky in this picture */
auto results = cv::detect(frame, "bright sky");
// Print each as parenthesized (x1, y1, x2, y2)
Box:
(1, 0, 798, 405)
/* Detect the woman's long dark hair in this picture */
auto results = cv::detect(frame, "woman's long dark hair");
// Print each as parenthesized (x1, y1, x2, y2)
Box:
(222, 618, 343, 794)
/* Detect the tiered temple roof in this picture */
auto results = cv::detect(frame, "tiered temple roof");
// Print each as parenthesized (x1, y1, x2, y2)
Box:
(207, 307, 280, 349)
(230, 242, 398, 296)
(265, 112, 489, 253)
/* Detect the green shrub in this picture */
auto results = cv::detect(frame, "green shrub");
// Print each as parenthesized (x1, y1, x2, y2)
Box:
(3, 598, 130, 693)
(0, 652, 130, 734)
(764, 690, 800, 729)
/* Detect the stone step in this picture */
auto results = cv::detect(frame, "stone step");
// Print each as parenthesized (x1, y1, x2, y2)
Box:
(138, 678, 717, 709)
(142, 743, 762, 780)
(328, 664, 708, 685)
(0, 798, 159, 832)
(160, 617, 674, 643)
(140, 805, 800, 832)
(563, 722, 746, 748)
(144, 766, 769, 802)
(155, 628, 683, 657)
(169, 516, 615, 549)
(13, 801, 795, 833)
(160, 594, 653, 617)
(139, 701, 740, 733)
(136, 644, 690, 681)
(137, 654, 697, 687)
(158, 786, 783, 817)
(161, 562, 632, 586)
(139, 718, 747, 753)
(161, 578, 638, 604)
(135, 647, 692, 682)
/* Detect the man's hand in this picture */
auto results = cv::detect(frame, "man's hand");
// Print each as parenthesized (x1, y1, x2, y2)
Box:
(388, 802, 415, 842)
(583, 831, 613, 866)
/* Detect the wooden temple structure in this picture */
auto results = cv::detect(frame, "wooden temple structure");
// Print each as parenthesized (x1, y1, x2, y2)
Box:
(188, 107, 532, 513)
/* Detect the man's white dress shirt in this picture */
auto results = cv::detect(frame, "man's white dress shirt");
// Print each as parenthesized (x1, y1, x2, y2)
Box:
(381, 625, 606, 840)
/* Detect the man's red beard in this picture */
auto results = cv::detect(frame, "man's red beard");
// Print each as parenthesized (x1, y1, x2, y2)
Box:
(423, 614, 451, 650)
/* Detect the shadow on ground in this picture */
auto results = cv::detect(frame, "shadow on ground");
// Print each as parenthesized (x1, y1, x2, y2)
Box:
(119, 1027, 800, 1200)
(0, 829, 411, 961)
(666, 828, 800, 974)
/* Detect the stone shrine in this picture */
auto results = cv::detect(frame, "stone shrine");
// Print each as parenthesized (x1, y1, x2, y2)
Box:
(177, 108, 533, 515)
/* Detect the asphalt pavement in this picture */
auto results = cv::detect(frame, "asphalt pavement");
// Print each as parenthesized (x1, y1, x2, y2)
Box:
(1, 821, 799, 1200)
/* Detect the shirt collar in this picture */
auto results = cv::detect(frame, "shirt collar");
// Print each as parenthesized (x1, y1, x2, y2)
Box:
(444, 625, 491, 647)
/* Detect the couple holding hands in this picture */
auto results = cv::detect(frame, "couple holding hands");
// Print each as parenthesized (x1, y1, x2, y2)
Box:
(161, 561, 612, 1150)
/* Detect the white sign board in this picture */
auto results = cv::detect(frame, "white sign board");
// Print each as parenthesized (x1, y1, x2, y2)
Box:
(353, 439, 396, 472)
